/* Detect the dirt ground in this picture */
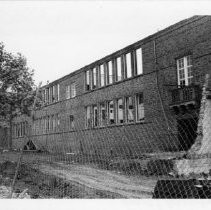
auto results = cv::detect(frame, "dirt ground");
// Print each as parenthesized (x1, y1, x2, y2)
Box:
(0, 152, 157, 198)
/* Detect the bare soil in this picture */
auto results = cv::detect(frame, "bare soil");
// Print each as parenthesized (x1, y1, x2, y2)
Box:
(0, 152, 157, 198)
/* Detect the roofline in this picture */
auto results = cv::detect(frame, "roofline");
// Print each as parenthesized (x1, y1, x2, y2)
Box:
(42, 15, 208, 88)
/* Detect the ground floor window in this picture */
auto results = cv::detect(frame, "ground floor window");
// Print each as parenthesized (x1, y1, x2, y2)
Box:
(117, 98, 124, 124)
(99, 103, 106, 127)
(85, 106, 92, 128)
(93, 105, 98, 127)
(126, 96, 134, 123)
(69, 115, 74, 129)
(108, 100, 115, 124)
(136, 93, 144, 121)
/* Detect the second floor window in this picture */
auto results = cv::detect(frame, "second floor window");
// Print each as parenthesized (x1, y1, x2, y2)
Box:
(93, 68, 97, 89)
(125, 53, 132, 78)
(177, 55, 193, 86)
(108, 61, 113, 84)
(116, 57, 122, 82)
(99, 64, 105, 87)
(66, 85, 70, 99)
(86, 70, 90, 91)
(71, 83, 76, 98)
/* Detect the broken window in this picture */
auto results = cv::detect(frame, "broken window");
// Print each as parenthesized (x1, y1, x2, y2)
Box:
(99, 64, 105, 87)
(71, 83, 76, 98)
(136, 48, 143, 75)
(93, 105, 98, 127)
(177, 55, 193, 86)
(125, 53, 132, 78)
(99, 103, 106, 127)
(117, 98, 124, 124)
(108, 100, 115, 125)
(85, 106, 92, 128)
(126, 96, 134, 123)
(136, 93, 144, 121)
(116, 57, 122, 82)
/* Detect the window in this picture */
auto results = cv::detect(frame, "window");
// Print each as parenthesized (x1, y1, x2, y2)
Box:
(86, 70, 90, 91)
(56, 114, 60, 131)
(99, 64, 105, 87)
(108, 61, 113, 84)
(52, 85, 55, 102)
(42, 90, 45, 104)
(49, 87, 53, 103)
(45, 116, 50, 133)
(117, 98, 124, 124)
(17, 124, 20, 137)
(85, 106, 92, 128)
(69, 115, 74, 129)
(116, 57, 122, 81)
(66, 85, 70, 99)
(125, 53, 132, 78)
(93, 105, 98, 127)
(57, 84, 60, 101)
(136, 48, 143, 75)
(93, 68, 97, 89)
(50, 115, 54, 132)
(177, 55, 193, 86)
(126, 96, 134, 123)
(136, 93, 144, 121)
(71, 83, 76, 98)
(99, 103, 106, 127)
(46, 88, 49, 104)
(108, 100, 115, 124)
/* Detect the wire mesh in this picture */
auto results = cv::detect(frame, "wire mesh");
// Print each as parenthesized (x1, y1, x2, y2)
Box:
(0, 79, 211, 199)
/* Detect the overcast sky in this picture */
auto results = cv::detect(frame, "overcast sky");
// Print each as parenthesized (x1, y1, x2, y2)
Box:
(0, 1, 211, 85)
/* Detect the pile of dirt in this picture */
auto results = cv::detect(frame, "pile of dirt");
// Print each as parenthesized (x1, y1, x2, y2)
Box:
(0, 161, 123, 198)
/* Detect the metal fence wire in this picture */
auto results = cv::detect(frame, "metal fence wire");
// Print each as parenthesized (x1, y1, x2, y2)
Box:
(0, 78, 211, 199)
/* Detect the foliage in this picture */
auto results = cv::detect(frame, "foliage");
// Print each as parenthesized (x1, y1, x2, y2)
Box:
(0, 42, 38, 122)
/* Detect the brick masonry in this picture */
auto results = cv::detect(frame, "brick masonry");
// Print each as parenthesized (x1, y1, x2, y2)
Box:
(10, 16, 211, 156)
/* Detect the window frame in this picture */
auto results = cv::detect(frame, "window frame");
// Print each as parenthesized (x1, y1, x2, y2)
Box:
(177, 55, 193, 87)
(125, 96, 135, 123)
(116, 98, 124, 124)
(136, 93, 145, 122)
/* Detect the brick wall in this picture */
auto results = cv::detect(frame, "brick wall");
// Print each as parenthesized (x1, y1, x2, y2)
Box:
(11, 16, 211, 156)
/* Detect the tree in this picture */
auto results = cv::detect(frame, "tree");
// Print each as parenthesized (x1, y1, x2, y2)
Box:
(0, 42, 40, 148)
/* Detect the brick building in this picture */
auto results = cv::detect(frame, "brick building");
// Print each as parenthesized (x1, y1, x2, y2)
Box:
(10, 16, 211, 156)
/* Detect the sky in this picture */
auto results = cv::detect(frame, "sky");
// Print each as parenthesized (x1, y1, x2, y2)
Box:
(0, 0, 211, 85)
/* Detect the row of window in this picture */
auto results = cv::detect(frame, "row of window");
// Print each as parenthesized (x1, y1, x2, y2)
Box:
(14, 95, 144, 137)
(42, 84, 60, 105)
(65, 83, 76, 99)
(32, 114, 75, 135)
(32, 114, 60, 135)
(85, 48, 143, 91)
(85, 93, 144, 128)
(13, 122, 28, 138)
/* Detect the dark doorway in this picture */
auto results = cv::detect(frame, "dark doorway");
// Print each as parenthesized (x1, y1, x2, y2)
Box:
(23, 140, 37, 151)
(177, 118, 198, 151)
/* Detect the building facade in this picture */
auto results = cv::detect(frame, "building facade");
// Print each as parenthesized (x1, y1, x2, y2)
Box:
(11, 16, 211, 156)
